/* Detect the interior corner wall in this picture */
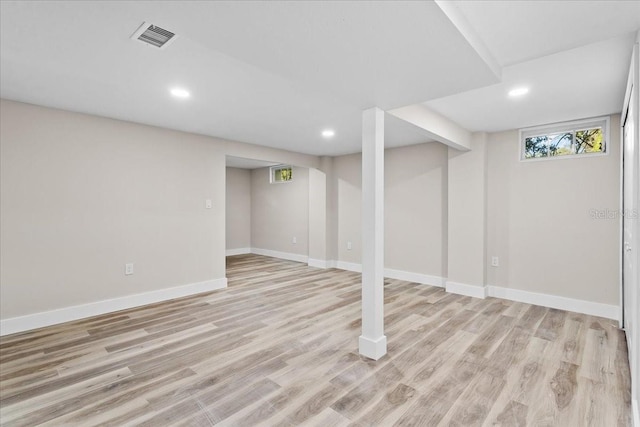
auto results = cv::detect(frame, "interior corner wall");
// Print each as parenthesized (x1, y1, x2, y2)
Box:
(332, 142, 448, 278)
(0, 99, 226, 320)
(486, 114, 621, 306)
(225, 167, 251, 251)
(333, 153, 362, 265)
(447, 133, 488, 288)
(320, 156, 338, 262)
(0, 99, 321, 328)
(308, 167, 327, 262)
(250, 166, 309, 257)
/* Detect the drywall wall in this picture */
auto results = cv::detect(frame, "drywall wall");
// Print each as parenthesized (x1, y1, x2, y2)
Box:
(333, 153, 363, 265)
(332, 143, 448, 279)
(250, 166, 309, 257)
(308, 167, 328, 263)
(386, 143, 448, 277)
(447, 133, 488, 290)
(486, 115, 621, 305)
(320, 156, 337, 262)
(225, 167, 251, 251)
(0, 99, 319, 325)
(0, 100, 225, 319)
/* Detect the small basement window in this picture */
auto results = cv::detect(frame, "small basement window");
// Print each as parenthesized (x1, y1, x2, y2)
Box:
(520, 117, 608, 161)
(270, 165, 293, 183)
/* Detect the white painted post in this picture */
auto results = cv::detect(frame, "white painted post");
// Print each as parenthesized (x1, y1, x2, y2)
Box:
(359, 107, 387, 360)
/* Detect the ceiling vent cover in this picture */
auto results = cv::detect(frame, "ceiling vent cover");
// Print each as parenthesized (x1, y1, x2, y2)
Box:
(131, 22, 176, 49)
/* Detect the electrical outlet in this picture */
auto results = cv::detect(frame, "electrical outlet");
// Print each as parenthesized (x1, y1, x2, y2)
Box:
(292, 236, 297, 244)
(125, 263, 134, 275)
(347, 241, 352, 250)
(205, 199, 212, 209)
(491, 256, 499, 267)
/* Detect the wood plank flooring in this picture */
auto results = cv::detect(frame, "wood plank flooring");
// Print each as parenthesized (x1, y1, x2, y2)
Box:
(0, 254, 631, 426)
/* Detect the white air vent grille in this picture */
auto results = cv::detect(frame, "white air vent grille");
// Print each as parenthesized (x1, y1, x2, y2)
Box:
(131, 22, 176, 49)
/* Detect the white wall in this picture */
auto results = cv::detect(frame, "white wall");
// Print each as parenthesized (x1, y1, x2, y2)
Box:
(447, 133, 488, 291)
(386, 143, 448, 277)
(308, 167, 328, 263)
(1, 100, 225, 319)
(0, 98, 624, 331)
(250, 166, 309, 257)
(334, 153, 362, 265)
(486, 116, 621, 305)
(225, 167, 251, 251)
(0, 99, 319, 329)
(332, 143, 449, 280)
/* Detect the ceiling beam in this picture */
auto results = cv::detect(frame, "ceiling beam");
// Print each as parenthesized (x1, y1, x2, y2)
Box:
(435, 0, 502, 79)
(387, 104, 472, 151)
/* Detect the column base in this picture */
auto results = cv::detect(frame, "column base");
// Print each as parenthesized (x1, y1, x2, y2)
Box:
(359, 335, 387, 360)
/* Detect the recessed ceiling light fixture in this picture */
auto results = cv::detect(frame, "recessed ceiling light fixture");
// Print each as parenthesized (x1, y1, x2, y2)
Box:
(170, 88, 190, 99)
(322, 129, 335, 138)
(508, 87, 529, 97)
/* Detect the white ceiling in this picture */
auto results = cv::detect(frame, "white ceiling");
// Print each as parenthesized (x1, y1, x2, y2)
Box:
(0, 1, 497, 156)
(452, 0, 640, 66)
(1, 1, 638, 155)
(425, 33, 636, 133)
(423, 0, 640, 133)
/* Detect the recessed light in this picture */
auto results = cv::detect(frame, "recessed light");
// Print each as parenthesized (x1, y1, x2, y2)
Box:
(508, 87, 529, 97)
(322, 129, 335, 138)
(170, 88, 190, 99)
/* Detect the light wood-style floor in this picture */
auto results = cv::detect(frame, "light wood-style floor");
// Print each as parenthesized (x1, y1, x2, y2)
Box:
(0, 254, 631, 426)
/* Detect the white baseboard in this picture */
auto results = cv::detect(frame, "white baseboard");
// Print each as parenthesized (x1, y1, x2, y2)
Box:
(487, 285, 619, 321)
(335, 260, 362, 273)
(308, 258, 330, 269)
(251, 248, 308, 263)
(226, 247, 251, 256)
(0, 278, 227, 336)
(445, 281, 487, 298)
(384, 268, 445, 287)
(334, 261, 445, 287)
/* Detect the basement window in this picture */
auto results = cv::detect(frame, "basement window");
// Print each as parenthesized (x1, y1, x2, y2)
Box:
(270, 165, 293, 183)
(520, 117, 608, 161)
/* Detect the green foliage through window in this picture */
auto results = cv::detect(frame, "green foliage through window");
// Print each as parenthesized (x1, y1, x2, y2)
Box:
(523, 123, 605, 160)
(271, 166, 293, 183)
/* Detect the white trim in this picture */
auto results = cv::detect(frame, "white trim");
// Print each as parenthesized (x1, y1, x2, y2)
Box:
(226, 247, 251, 256)
(335, 260, 362, 273)
(633, 399, 640, 427)
(308, 258, 330, 269)
(384, 268, 445, 287)
(487, 285, 619, 321)
(358, 334, 387, 360)
(0, 278, 227, 336)
(333, 261, 445, 286)
(250, 248, 308, 263)
(445, 281, 487, 298)
(620, 99, 626, 328)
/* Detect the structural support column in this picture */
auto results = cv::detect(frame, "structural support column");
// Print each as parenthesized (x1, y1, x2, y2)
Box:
(359, 107, 387, 360)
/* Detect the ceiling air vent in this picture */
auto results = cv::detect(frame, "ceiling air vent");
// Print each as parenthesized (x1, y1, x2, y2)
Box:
(131, 22, 177, 49)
